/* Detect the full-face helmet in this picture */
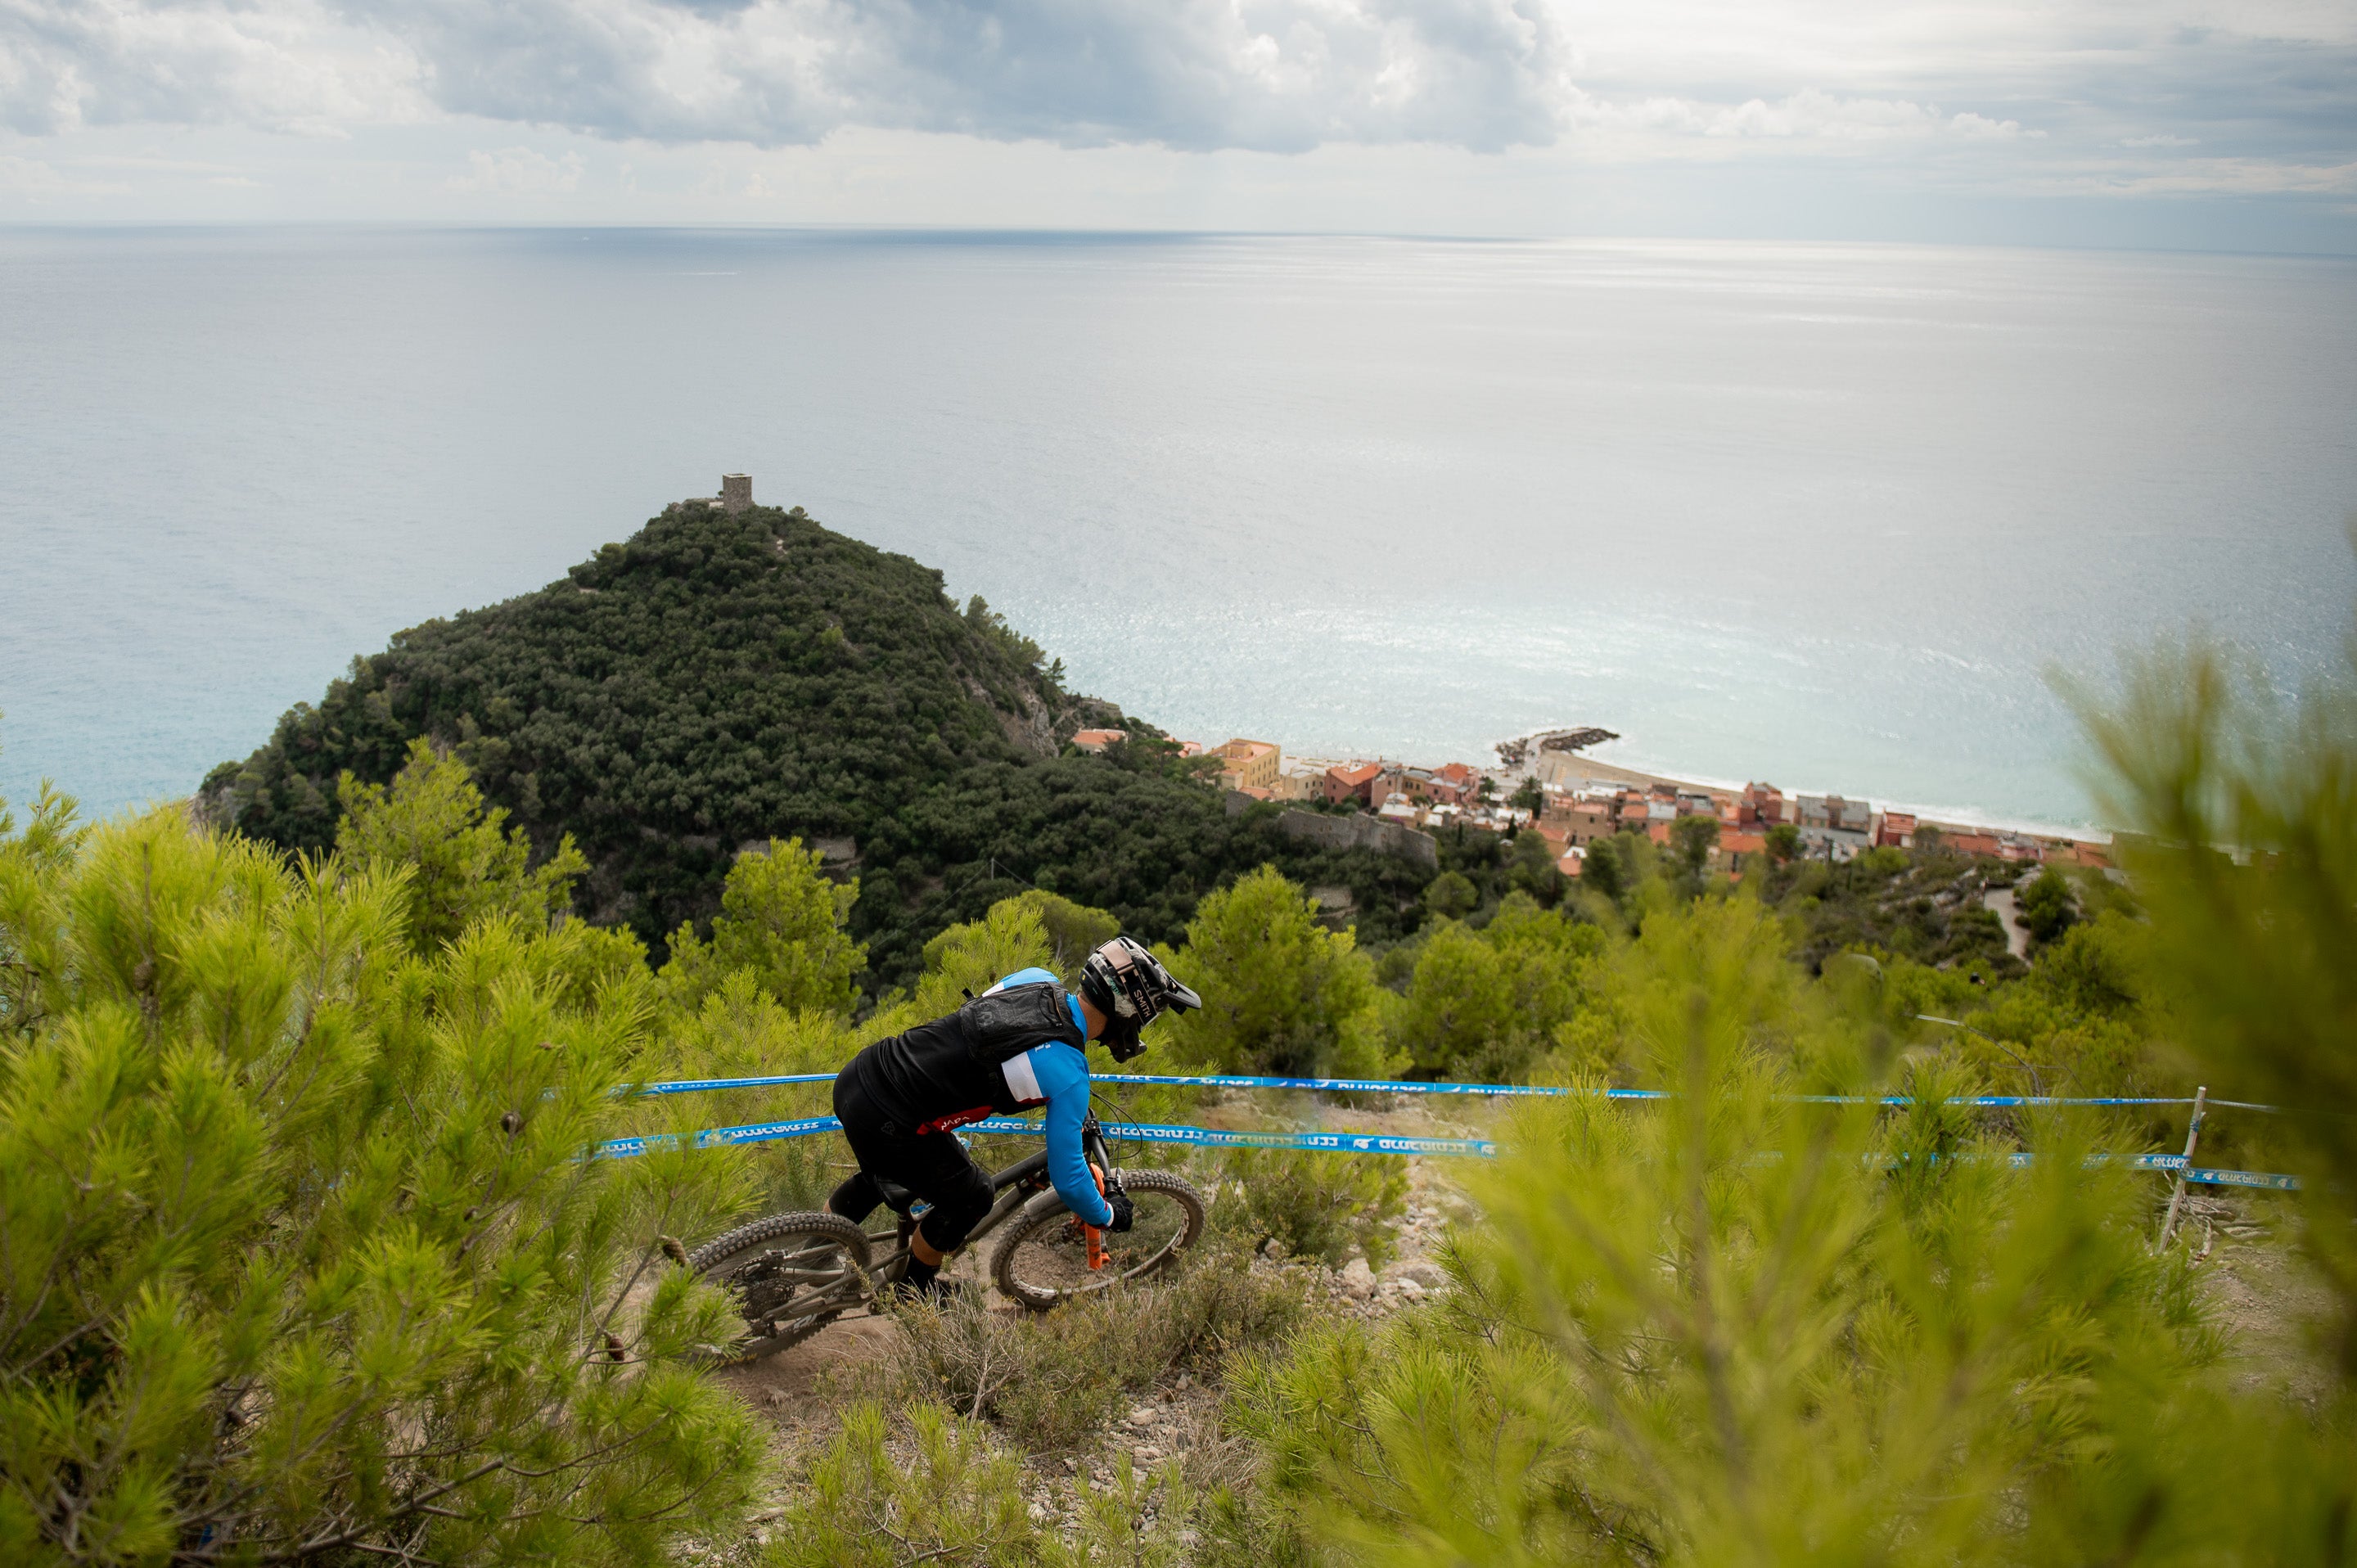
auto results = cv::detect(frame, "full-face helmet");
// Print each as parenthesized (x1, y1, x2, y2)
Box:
(1078, 936, 1202, 1061)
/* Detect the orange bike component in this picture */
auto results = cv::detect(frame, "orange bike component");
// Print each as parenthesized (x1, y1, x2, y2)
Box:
(1084, 1164, 1108, 1271)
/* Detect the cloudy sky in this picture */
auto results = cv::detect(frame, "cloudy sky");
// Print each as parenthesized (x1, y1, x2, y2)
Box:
(2, 0, 2352, 247)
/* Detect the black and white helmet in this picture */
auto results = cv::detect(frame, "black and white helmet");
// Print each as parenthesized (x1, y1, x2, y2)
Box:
(1079, 936, 1201, 1061)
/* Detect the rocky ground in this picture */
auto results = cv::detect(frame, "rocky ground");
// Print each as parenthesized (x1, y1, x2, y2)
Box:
(2170, 1187, 2339, 1408)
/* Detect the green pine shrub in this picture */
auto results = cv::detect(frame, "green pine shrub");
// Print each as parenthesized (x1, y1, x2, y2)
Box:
(764, 1403, 1201, 1568)
(1390, 892, 1607, 1081)
(1158, 868, 1397, 1080)
(1213, 1150, 1408, 1268)
(0, 800, 763, 1566)
(764, 1401, 1039, 1567)
(636, 969, 864, 1213)
(2071, 624, 2357, 1381)
(335, 737, 590, 955)
(658, 836, 865, 1018)
(1224, 894, 2237, 1565)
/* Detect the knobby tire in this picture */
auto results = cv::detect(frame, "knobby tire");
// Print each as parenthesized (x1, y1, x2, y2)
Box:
(688, 1210, 872, 1362)
(989, 1169, 1206, 1312)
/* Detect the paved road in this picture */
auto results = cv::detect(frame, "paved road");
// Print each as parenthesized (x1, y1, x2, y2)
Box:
(1981, 885, 2031, 961)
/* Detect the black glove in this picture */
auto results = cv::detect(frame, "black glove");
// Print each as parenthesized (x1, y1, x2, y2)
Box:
(1103, 1190, 1134, 1233)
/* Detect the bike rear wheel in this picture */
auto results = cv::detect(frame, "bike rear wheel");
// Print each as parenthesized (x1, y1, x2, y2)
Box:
(990, 1170, 1206, 1311)
(688, 1211, 872, 1361)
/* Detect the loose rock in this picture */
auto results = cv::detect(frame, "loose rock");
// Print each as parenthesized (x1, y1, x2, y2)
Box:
(1389, 1260, 1447, 1291)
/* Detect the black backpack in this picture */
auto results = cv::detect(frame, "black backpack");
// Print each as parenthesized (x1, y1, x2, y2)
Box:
(958, 983, 1085, 1067)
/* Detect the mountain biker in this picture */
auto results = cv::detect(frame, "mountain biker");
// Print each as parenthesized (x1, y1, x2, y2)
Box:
(826, 935, 1202, 1300)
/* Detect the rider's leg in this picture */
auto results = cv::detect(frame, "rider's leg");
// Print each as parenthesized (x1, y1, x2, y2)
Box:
(827, 1070, 895, 1223)
(826, 1169, 883, 1223)
(877, 1134, 991, 1295)
(904, 1136, 993, 1279)
(832, 1070, 993, 1294)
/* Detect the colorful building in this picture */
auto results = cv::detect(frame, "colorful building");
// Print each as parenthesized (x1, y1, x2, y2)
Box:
(1214, 738, 1281, 792)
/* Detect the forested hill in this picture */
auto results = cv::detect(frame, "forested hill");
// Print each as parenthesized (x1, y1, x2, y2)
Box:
(204, 499, 1436, 987)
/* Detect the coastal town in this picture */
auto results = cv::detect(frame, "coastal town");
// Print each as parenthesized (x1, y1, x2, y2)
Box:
(1069, 726, 2113, 880)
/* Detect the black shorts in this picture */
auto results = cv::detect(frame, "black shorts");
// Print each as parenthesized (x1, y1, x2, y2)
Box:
(827, 1062, 995, 1254)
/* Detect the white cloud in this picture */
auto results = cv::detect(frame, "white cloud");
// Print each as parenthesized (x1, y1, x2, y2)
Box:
(0, 0, 426, 136)
(1950, 112, 2034, 139)
(446, 144, 584, 191)
(359, 0, 1575, 152)
(0, 0, 2350, 229)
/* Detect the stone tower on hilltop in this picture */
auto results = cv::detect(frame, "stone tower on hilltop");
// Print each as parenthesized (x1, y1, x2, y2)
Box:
(719, 473, 752, 514)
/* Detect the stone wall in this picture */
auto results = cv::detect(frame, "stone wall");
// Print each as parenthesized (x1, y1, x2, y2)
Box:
(1232, 799, 1438, 870)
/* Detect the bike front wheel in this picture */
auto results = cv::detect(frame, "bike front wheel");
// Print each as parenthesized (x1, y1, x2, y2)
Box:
(990, 1170, 1206, 1312)
(688, 1210, 872, 1361)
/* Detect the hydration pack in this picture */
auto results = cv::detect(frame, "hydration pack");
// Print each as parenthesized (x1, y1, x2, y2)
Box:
(958, 983, 1084, 1066)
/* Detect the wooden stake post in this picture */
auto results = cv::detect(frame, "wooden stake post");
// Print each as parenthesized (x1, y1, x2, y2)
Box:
(2156, 1085, 2208, 1252)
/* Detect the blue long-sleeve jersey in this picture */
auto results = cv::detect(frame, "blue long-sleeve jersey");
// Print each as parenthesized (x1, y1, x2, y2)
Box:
(983, 967, 1114, 1228)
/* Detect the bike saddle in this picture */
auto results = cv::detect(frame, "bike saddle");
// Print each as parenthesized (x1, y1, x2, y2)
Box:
(874, 1177, 917, 1215)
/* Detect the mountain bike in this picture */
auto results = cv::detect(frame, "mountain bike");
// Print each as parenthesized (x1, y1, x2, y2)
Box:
(687, 1111, 1206, 1360)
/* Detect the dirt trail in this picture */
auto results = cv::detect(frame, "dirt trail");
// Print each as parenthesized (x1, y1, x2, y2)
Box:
(714, 1142, 1476, 1467)
(710, 1138, 2337, 1547)
(2172, 1190, 2338, 1407)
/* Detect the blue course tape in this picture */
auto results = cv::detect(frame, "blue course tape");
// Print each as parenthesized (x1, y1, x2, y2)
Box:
(621, 1074, 835, 1096)
(622, 1070, 2229, 1111)
(590, 1115, 2299, 1187)
(966, 1115, 1494, 1158)
(2183, 1165, 2302, 1191)
(1108, 1074, 1588, 1098)
(597, 1115, 842, 1159)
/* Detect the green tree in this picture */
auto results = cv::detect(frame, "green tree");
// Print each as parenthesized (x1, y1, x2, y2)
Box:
(1580, 830, 1658, 917)
(2016, 864, 2078, 945)
(336, 737, 588, 954)
(1508, 777, 1544, 813)
(1764, 821, 1801, 863)
(660, 838, 864, 1018)
(1009, 888, 1123, 981)
(905, 895, 1057, 1022)
(0, 805, 759, 1566)
(1159, 867, 1395, 1079)
(1422, 870, 1478, 921)
(1504, 830, 1565, 906)
(1390, 922, 1512, 1076)
(1392, 894, 1605, 1080)
(1668, 813, 1719, 894)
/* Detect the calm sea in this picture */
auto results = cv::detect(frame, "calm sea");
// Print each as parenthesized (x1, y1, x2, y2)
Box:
(2, 228, 2353, 831)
